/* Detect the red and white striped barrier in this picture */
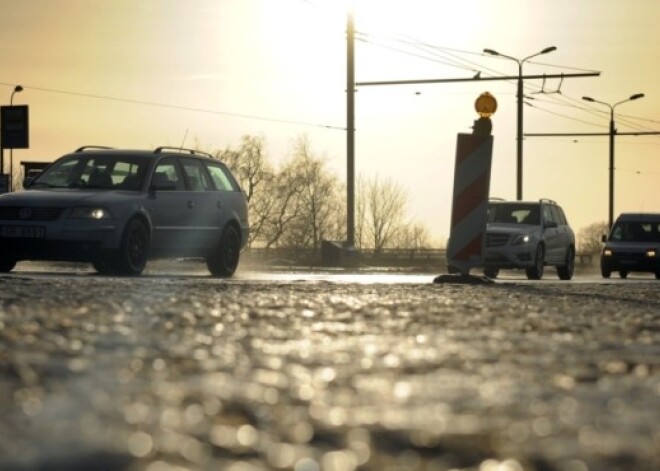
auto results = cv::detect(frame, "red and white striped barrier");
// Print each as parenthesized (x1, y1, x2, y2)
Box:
(446, 133, 493, 275)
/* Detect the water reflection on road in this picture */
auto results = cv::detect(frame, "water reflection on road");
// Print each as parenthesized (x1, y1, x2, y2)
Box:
(11, 260, 660, 284)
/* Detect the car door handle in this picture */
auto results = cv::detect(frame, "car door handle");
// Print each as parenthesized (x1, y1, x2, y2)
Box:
(187, 201, 195, 209)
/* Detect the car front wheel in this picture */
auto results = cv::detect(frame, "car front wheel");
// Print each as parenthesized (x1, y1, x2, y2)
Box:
(619, 270, 628, 279)
(207, 224, 241, 277)
(114, 219, 149, 276)
(526, 244, 545, 280)
(557, 246, 575, 280)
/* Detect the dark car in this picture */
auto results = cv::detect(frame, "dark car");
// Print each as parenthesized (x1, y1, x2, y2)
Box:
(601, 213, 660, 279)
(0, 146, 249, 276)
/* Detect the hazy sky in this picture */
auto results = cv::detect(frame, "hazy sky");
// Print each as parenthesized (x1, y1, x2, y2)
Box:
(2, 0, 659, 244)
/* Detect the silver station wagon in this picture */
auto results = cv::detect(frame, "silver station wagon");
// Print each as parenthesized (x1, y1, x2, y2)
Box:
(0, 146, 249, 276)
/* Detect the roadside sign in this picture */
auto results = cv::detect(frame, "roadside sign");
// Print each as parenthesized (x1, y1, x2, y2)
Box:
(1, 105, 29, 149)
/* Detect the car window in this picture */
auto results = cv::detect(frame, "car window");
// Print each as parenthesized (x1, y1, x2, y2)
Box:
(556, 206, 568, 226)
(34, 155, 148, 189)
(35, 158, 80, 187)
(150, 158, 185, 191)
(489, 204, 539, 225)
(549, 205, 566, 226)
(180, 158, 213, 191)
(610, 222, 660, 242)
(206, 162, 239, 191)
(542, 205, 555, 225)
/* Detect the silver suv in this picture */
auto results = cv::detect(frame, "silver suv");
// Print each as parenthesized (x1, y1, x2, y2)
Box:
(484, 199, 575, 280)
(0, 146, 249, 276)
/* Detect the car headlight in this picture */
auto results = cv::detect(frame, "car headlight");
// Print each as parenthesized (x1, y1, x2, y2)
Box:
(603, 248, 613, 257)
(646, 249, 656, 258)
(68, 207, 112, 219)
(512, 234, 531, 246)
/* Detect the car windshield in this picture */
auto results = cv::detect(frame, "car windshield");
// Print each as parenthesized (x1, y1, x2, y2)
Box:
(488, 204, 540, 225)
(31, 155, 149, 190)
(610, 221, 660, 242)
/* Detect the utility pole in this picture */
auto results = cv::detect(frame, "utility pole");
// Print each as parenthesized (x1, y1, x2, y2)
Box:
(346, 10, 355, 248)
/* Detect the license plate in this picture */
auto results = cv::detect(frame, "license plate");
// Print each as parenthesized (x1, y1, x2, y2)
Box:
(1, 225, 46, 238)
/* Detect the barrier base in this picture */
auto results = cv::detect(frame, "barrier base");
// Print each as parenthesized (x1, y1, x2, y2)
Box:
(433, 274, 494, 285)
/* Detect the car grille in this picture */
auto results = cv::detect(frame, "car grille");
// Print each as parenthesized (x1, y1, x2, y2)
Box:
(0, 206, 64, 221)
(486, 233, 510, 247)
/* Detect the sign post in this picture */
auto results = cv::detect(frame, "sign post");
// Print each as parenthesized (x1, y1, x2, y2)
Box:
(1, 105, 29, 193)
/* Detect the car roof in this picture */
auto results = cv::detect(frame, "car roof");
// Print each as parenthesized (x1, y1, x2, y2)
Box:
(63, 146, 216, 161)
(615, 213, 660, 222)
(488, 199, 557, 206)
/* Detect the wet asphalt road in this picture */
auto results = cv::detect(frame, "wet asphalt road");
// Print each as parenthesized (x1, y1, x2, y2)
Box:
(0, 263, 658, 471)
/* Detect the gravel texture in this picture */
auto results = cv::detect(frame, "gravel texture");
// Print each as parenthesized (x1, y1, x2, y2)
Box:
(0, 272, 658, 471)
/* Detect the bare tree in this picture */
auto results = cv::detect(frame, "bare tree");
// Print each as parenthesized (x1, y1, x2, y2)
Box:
(262, 164, 306, 249)
(280, 135, 344, 249)
(359, 175, 408, 252)
(217, 135, 269, 204)
(394, 223, 431, 250)
(11, 165, 24, 191)
(578, 221, 609, 256)
(212, 135, 276, 247)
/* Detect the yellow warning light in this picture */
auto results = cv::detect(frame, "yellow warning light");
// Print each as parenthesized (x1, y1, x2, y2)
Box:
(475, 92, 497, 118)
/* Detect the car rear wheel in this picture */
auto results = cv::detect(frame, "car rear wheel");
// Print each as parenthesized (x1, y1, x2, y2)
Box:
(557, 246, 575, 280)
(207, 224, 241, 278)
(619, 270, 628, 279)
(526, 244, 545, 280)
(113, 219, 149, 276)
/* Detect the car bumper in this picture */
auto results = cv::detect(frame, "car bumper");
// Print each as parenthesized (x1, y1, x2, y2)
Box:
(0, 220, 121, 262)
(484, 245, 536, 269)
(601, 253, 659, 274)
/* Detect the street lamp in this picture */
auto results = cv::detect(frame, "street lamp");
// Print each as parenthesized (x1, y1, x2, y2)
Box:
(8, 85, 23, 192)
(582, 93, 645, 229)
(483, 46, 557, 200)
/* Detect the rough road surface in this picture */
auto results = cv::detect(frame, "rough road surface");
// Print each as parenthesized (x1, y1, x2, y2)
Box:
(0, 271, 658, 471)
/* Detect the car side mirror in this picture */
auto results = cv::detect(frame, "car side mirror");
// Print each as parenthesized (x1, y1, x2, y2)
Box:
(601, 234, 607, 243)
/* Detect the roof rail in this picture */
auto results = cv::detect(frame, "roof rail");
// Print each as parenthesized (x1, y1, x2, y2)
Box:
(153, 146, 213, 158)
(539, 198, 557, 205)
(75, 145, 114, 152)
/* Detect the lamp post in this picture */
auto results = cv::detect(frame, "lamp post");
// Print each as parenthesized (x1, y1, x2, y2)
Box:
(483, 46, 556, 200)
(582, 93, 645, 229)
(8, 85, 23, 191)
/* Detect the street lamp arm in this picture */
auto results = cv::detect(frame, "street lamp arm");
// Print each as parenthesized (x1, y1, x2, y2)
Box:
(10, 85, 23, 106)
(582, 96, 613, 111)
(581, 91, 645, 229)
(613, 93, 645, 110)
(522, 46, 557, 64)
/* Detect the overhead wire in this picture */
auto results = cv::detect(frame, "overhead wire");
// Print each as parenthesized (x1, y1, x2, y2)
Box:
(0, 82, 347, 131)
